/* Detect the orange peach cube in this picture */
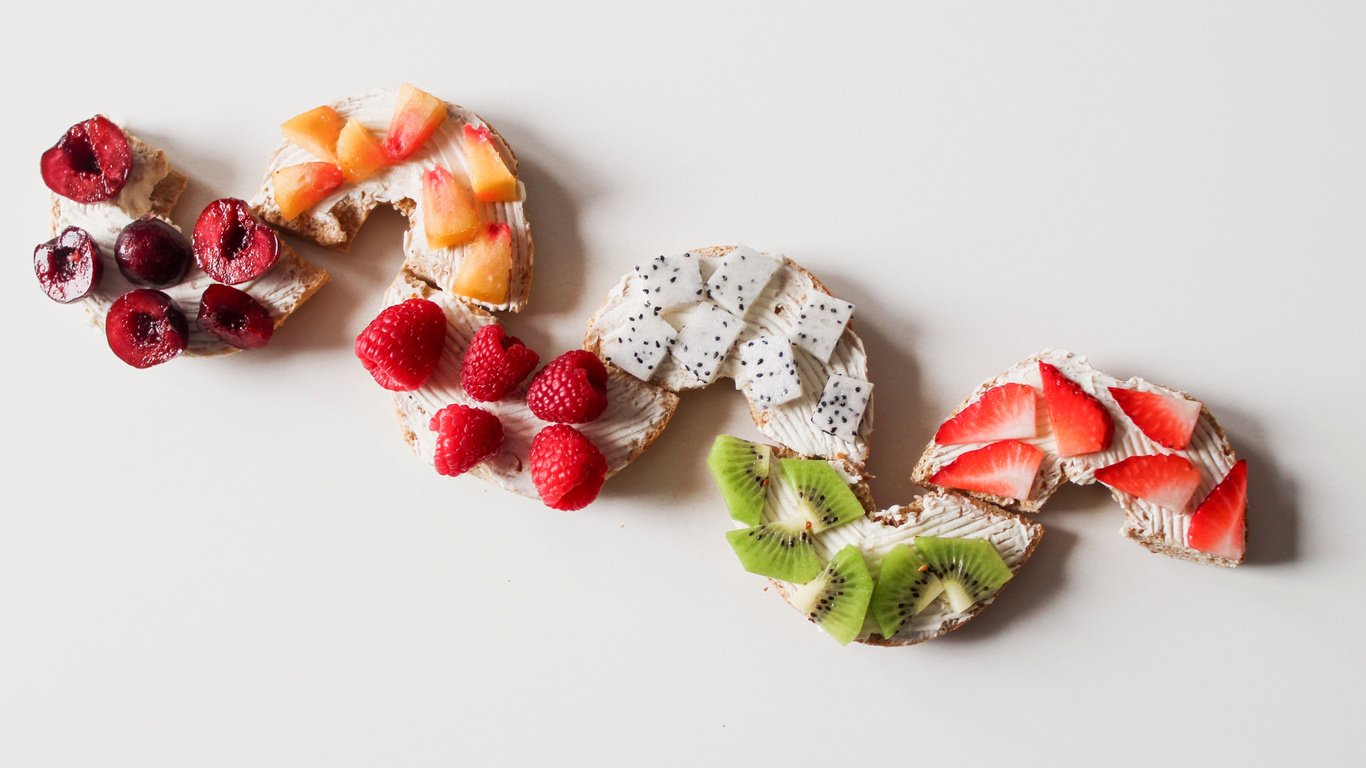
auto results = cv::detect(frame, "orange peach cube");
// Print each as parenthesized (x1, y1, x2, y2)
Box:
(281, 106, 342, 163)
(461, 124, 519, 202)
(452, 222, 513, 304)
(272, 163, 344, 221)
(422, 165, 480, 248)
(336, 120, 387, 184)
(382, 84, 447, 162)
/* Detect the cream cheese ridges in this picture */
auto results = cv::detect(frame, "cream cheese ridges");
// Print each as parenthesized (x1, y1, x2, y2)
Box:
(53, 134, 326, 357)
(252, 89, 532, 313)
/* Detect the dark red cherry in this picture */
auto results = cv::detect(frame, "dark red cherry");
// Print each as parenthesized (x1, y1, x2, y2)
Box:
(192, 198, 281, 285)
(115, 216, 192, 287)
(197, 284, 274, 350)
(40, 115, 133, 203)
(35, 227, 104, 303)
(105, 289, 189, 369)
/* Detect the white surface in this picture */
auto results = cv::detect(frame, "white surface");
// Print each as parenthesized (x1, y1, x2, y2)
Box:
(1, 2, 1362, 765)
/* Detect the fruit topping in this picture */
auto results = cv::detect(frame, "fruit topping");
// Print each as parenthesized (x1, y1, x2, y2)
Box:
(354, 298, 447, 391)
(192, 198, 281, 285)
(527, 350, 610, 423)
(461, 124, 519, 202)
(336, 120, 387, 184)
(1039, 361, 1113, 457)
(430, 404, 504, 477)
(1094, 454, 1201, 512)
(869, 543, 946, 639)
(529, 424, 608, 510)
(459, 323, 540, 402)
(929, 440, 1044, 500)
(934, 383, 1038, 445)
(704, 245, 781, 317)
(725, 520, 824, 583)
(706, 435, 773, 526)
(669, 302, 744, 385)
(280, 105, 341, 163)
(451, 222, 513, 304)
(114, 216, 192, 287)
(914, 536, 1013, 613)
(196, 284, 274, 350)
(34, 227, 103, 303)
(736, 335, 802, 407)
(790, 295, 854, 364)
(40, 115, 132, 203)
(791, 545, 875, 645)
(105, 289, 188, 369)
(598, 306, 677, 382)
(634, 252, 704, 314)
(780, 458, 864, 532)
(382, 84, 447, 162)
(1186, 460, 1247, 561)
(810, 373, 873, 441)
(422, 165, 480, 248)
(1108, 387, 1202, 451)
(271, 162, 344, 222)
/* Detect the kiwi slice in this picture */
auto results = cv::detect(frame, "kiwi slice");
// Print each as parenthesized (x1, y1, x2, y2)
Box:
(707, 435, 773, 526)
(868, 543, 946, 639)
(913, 536, 1014, 613)
(791, 545, 875, 645)
(725, 520, 824, 583)
(779, 458, 864, 532)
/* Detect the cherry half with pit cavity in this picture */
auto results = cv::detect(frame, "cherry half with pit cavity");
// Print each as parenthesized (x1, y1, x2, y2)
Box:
(34, 227, 104, 303)
(192, 198, 281, 285)
(40, 115, 133, 203)
(197, 284, 274, 350)
(105, 289, 189, 369)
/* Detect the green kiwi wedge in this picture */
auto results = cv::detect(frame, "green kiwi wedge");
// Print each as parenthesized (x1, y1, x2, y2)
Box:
(707, 435, 773, 526)
(913, 536, 1014, 613)
(725, 520, 824, 583)
(791, 545, 875, 645)
(868, 543, 946, 638)
(778, 458, 864, 532)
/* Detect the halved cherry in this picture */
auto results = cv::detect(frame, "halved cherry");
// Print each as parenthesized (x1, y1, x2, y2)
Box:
(197, 284, 274, 350)
(40, 115, 132, 203)
(35, 227, 103, 303)
(193, 198, 281, 284)
(105, 289, 188, 369)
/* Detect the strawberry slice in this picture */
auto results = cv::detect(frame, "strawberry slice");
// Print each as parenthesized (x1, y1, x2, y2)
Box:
(1187, 460, 1247, 561)
(1094, 454, 1201, 512)
(1039, 362, 1113, 457)
(1108, 387, 1202, 450)
(935, 383, 1038, 445)
(930, 440, 1044, 500)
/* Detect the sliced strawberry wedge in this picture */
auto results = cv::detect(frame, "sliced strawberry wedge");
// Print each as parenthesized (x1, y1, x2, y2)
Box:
(1187, 460, 1247, 561)
(935, 383, 1038, 445)
(1094, 454, 1201, 512)
(1109, 387, 1202, 450)
(1039, 362, 1113, 457)
(930, 440, 1044, 500)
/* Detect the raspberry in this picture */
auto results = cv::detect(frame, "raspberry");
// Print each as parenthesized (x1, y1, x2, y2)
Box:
(460, 324, 540, 402)
(529, 424, 608, 510)
(526, 350, 609, 423)
(354, 298, 447, 391)
(430, 405, 504, 477)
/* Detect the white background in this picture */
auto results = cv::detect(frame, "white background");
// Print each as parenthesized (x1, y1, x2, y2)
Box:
(2, 2, 1362, 765)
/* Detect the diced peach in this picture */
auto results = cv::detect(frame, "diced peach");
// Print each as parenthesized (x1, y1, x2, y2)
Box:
(422, 166, 480, 249)
(272, 163, 344, 221)
(452, 223, 513, 304)
(336, 120, 387, 184)
(281, 106, 342, 163)
(461, 124, 519, 202)
(382, 84, 447, 162)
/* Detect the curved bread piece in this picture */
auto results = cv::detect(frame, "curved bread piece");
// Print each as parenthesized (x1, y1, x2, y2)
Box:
(384, 272, 679, 498)
(586, 245, 872, 474)
(912, 349, 1242, 566)
(51, 131, 327, 357)
(251, 89, 533, 313)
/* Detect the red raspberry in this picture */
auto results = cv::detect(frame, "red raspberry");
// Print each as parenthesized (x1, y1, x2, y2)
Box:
(354, 298, 447, 391)
(430, 404, 504, 477)
(529, 424, 608, 510)
(460, 324, 540, 402)
(526, 350, 609, 423)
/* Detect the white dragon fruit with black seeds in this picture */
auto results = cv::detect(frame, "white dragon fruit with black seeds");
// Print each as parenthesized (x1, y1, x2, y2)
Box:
(736, 335, 802, 407)
(810, 373, 873, 441)
(599, 303, 678, 382)
(790, 294, 854, 363)
(634, 252, 704, 313)
(668, 301, 745, 385)
(704, 244, 781, 317)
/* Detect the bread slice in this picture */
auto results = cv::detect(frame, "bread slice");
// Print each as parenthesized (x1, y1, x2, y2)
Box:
(50, 129, 327, 357)
(912, 349, 1243, 566)
(585, 245, 872, 476)
(250, 89, 533, 314)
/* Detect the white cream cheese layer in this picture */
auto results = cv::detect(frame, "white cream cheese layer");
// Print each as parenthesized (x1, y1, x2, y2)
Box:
(52, 135, 325, 357)
(251, 89, 533, 313)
